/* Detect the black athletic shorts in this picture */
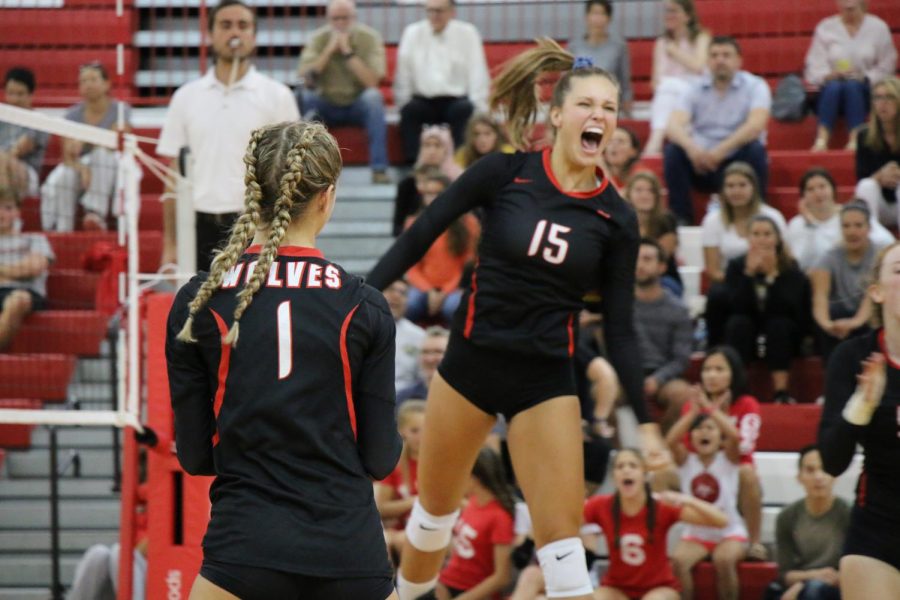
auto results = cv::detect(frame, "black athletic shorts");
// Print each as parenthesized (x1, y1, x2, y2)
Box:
(199, 558, 395, 600)
(438, 330, 577, 421)
(0, 288, 45, 311)
(843, 505, 900, 570)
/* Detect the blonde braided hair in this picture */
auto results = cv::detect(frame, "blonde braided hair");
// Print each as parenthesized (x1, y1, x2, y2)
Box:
(176, 121, 342, 345)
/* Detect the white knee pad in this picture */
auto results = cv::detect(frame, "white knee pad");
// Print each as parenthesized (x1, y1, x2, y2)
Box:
(536, 537, 593, 598)
(404, 499, 460, 553)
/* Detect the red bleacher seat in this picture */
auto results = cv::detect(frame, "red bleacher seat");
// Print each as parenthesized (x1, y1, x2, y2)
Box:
(47, 269, 100, 310)
(0, 399, 42, 449)
(756, 404, 822, 452)
(693, 562, 778, 600)
(18, 195, 163, 232)
(0, 354, 75, 402)
(684, 354, 824, 405)
(0, 9, 132, 47)
(45, 231, 162, 273)
(9, 311, 108, 356)
(0, 49, 133, 91)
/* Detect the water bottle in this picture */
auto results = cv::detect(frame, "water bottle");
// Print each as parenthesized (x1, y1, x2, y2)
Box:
(694, 318, 708, 352)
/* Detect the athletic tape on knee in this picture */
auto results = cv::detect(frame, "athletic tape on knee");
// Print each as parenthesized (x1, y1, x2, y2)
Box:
(536, 537, 594, 598)
(404, 500, 460, 553)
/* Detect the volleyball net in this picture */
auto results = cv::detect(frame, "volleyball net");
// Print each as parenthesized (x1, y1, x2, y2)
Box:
(0, 102, 186, 430)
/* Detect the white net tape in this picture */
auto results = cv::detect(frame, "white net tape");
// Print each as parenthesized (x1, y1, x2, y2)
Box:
(0, 102, 184, 430)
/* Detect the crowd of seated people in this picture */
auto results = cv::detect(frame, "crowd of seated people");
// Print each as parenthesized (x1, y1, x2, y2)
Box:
(4, 0, 899, 594)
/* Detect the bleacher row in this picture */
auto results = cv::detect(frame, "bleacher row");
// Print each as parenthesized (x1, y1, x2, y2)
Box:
(0, 0, 897, 596)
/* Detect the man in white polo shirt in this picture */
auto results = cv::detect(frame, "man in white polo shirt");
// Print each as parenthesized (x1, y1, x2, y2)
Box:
(157, 0, 299, 271)
(394, 0, 489, 164)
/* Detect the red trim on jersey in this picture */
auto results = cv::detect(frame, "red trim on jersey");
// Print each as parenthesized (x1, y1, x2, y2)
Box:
(877, 329, 900, 370)
(208, 308, 232, 446)
(464, 260, 480, 339)
(340, 304, 361, 439)
(567, 313, 575, 356)
(244, 245, 325, 259)
(541, 147, 609, 199)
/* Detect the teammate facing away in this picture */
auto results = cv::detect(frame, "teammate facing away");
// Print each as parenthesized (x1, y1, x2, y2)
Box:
(819, 240, 900, 600)
(366, 39, 665, 600)
(165, 121, 402, 600)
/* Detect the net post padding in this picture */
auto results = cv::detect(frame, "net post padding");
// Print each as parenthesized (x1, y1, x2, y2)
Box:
(145, 293, 213, 599)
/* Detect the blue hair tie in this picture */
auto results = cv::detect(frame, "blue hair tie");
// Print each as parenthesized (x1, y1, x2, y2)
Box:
(572, 55, 594, 70)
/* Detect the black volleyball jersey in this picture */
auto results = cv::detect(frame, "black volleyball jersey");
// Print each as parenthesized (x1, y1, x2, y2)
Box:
(166, 246, 401, 578)
(368, 149, 648, 423)
(820, 330, 900, 527)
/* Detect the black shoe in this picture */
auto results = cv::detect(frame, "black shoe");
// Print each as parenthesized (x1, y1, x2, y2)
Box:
(773, 390, 796, 404)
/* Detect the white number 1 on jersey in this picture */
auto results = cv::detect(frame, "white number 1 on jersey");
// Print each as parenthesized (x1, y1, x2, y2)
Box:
(527, 220, 571, 265)
(277, 301, 292, 379)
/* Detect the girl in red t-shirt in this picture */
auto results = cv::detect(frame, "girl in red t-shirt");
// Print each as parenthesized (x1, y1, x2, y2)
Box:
(678, 345, 766, 560)
(437, 447, 517, 599)
(376, 400, 426, 561)
(584, 448, 727, 600)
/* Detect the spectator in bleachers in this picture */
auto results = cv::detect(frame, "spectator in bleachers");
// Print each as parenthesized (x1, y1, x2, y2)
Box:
(437, 447, 516, 599)
(720, 215, 812, 404)
(376, 399, 426, 563)
(296, 0, 390, 184)
(811, 202, 884, 359)
(702, 162, 786, 347)
(787, 167, 895, 271)
(766, 446, 847, 600)
(604, 126, 643, 192)
(667, 389, 748, 600)
(819, 240, 900, 600)
(677, 346, 766, 562)
(402, 170, 478, 324)
(664, 36, 771, 225)
(40, 63, 131, 233)
(634, 238, 693, 424)
(392, 125, 462, 236)
(454, 113, 513, 169)
(642, 0, 711, 156)
(384, 279, 426, 392)
(0, 68, 48, 202)
(623, 172, 682, 296)
(156, 0, 299, 271)
(396, 326, 449, 405)
(573, 239, 692, 442)
(0, 188, 53, 351)
(854, 76, 900, 230)
(566, 0, 633, 117)
(394, 0, 490, 165)
(805, 0, 897, 152)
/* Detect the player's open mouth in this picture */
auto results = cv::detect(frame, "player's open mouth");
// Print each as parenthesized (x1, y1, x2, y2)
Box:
(581, 128, 603, 153)
(622, 477, 635, 488)
(698, 438, 712, 448)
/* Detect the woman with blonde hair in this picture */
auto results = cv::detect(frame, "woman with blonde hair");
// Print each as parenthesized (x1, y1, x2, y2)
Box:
(166, 121, 401, 600)
(819, 239, 900, 599)
(377, 400, 427, 562)
(455, 113, 514, 169)
(623, 171, 682, 296)
(854, 76, 900, 229)
(367, 39, 663, 600)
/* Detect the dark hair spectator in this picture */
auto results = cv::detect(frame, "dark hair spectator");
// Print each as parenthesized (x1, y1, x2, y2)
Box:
(624, 172, 683, 296)
(566, 0, 634, 115)
(4, 67, 35, 94)
(663, 38, 771, 223)
(720, 215, 813, 403)
(0, 67, 48, 201)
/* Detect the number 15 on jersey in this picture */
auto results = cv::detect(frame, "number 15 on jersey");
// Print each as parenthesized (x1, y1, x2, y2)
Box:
(528, 220, 571, 265)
